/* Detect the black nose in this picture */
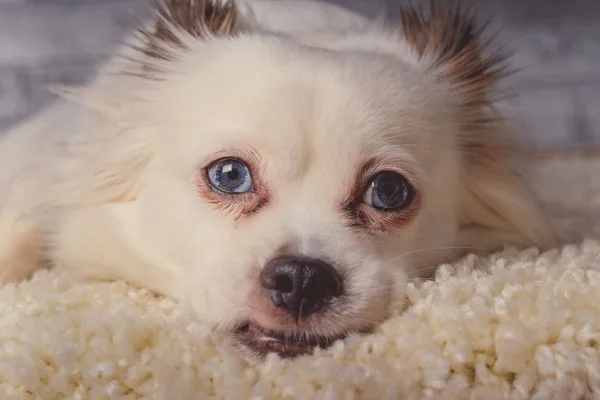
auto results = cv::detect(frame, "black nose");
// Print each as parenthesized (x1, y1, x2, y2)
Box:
(260, 256, 343, 320)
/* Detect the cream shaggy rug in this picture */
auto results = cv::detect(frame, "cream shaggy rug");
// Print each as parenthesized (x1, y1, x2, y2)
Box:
(1, 152, 599, 400)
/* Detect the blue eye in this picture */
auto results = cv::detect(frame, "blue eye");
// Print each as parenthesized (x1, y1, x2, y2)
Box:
(207, 158, 253, 194)
(363, 171, 414, 211)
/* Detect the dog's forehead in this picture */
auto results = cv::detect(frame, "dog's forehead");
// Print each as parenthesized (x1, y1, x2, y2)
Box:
(154, 38, 453, 171)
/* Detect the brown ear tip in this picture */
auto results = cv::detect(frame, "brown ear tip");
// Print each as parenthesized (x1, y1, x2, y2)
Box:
(400, 0, 509, 97)
(130, 0, 239, 74)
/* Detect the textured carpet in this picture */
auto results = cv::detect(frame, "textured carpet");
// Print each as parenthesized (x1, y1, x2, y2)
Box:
(0, 152, 599, 399)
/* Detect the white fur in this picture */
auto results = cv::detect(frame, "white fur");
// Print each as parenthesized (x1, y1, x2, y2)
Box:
(0, 0, 556, 344)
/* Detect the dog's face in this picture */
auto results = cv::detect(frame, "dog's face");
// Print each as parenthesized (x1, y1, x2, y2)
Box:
(69, 1, 556, 357)
(131, 38, 465, 356)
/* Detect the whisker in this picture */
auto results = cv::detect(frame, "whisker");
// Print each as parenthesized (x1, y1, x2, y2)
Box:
(385, 245, 496, 265)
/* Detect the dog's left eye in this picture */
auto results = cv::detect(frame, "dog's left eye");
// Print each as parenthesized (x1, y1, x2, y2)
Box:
(363, 171, 414, 211)
(207, 158, 253, 194)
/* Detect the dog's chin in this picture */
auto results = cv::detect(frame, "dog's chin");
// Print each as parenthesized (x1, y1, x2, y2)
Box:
(233, 321, 350, 358)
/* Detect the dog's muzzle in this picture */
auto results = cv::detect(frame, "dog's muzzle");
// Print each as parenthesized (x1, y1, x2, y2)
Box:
(235, 255, 348, 358)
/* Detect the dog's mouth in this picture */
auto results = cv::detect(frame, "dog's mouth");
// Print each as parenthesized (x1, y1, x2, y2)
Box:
(234, 321, 348, 358)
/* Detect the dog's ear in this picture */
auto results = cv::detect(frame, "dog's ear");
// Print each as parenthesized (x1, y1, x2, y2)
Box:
(131, 0, 241, 73)
(400, 2, 558, 249)
(400, 1, 507, 108)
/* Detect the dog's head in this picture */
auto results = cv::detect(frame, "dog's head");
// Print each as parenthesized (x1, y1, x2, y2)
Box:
(65, 0, 557, 358)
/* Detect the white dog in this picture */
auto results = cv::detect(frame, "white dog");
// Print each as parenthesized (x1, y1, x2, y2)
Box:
(0, 0, 557, 357)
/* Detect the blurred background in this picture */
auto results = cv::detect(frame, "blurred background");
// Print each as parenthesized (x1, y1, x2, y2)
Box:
(0, 0, 598, 150)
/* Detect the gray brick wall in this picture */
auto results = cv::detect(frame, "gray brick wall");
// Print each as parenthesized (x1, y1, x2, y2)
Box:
(479, 0, 600, 149)
(0, 0, 598, 149)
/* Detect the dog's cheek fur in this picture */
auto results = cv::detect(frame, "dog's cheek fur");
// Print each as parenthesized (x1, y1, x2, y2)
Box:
(128, 170, 255, 326)
(51, 161, 259, 328)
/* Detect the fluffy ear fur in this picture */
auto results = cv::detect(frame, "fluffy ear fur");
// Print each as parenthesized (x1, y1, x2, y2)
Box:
(131, 0, 240, 75)
(400, 1, 558, 249)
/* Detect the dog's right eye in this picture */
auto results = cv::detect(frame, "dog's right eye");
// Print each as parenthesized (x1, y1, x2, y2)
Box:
(207, 158, 254, 194)
(363, 171, 414, 211)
